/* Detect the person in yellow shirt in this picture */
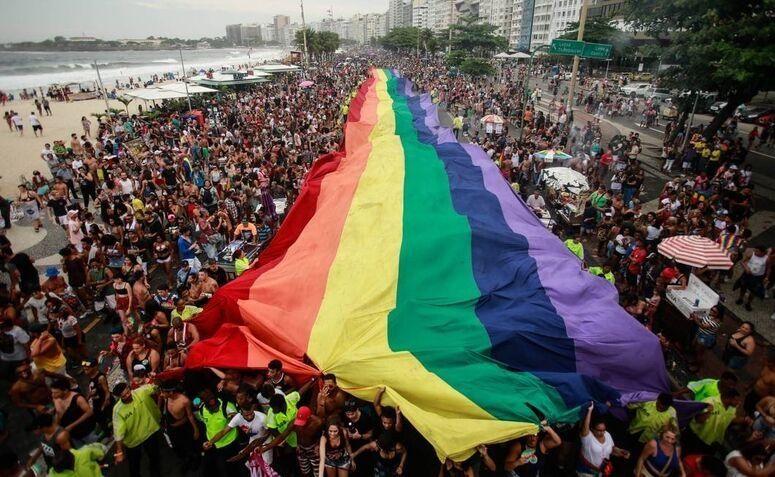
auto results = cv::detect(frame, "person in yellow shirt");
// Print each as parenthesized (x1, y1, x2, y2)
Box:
(685, 387, 743, 454)
(564, 235, 584, 261)
(588, 264, 615, 284)
(171, 298, 203, 322)
(628, 393, 678, 444)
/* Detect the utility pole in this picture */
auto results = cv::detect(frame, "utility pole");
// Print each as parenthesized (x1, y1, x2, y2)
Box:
(300, 0, 309, 74)
(93, 61, 111, 115)
(681, 91, 700, 152)
(178, 46, 193, 112)
(447, 0, 454, 54)
(566, 0, 590, 114)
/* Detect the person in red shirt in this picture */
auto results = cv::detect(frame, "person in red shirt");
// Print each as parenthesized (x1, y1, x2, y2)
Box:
(626, 239, 648, 286)
(598, 149, 614, 180)
(682, 454, 726, 476)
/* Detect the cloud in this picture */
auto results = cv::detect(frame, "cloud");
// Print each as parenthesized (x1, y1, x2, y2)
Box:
(134, 1, 166, 9)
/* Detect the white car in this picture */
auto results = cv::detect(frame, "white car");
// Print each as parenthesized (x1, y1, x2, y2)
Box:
(620, 83, 652, 97)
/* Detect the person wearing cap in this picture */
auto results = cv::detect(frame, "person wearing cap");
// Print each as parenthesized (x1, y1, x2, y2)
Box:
(234, 217, 258, 243)
(158, 380, 200, 473)
(41, 266, 67, 296)
(111, 381, 162, 477)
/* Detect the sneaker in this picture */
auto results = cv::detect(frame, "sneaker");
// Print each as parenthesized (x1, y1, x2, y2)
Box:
(770, 313, 775, 321)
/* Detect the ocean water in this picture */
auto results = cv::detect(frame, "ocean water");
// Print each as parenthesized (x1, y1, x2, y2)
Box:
(0, 47, 286, 92)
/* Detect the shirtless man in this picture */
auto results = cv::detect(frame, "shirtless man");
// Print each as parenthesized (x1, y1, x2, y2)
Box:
(159, 381, 200, 472)
(744, 348, 775, 417)
(10, 361, 54, 413)
(315, 373, 347, 419)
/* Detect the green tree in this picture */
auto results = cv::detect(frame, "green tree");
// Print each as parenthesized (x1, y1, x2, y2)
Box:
(459, 58, 495, 77)
(560, 18, 629, 56)
(53, 36, 66, 43)
(381, 27, 420, 52)
(624, 0, 775, 141)
(450, 22, 507, 57)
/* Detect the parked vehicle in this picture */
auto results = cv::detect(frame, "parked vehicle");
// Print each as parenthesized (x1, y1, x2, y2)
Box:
(709, 101, 746, 115)
(757, 110, 775, 126)
(632, 72, 654, 81)
(620, 82, 652, 97)
(737, 106, 775, 124)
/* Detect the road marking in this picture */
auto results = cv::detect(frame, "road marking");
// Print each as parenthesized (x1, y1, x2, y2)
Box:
(82, 316, 103, 334)
(750, 149, 775, 160)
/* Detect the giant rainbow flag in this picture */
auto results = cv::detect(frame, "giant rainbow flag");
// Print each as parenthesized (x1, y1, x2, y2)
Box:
(189, 68, 671, 460)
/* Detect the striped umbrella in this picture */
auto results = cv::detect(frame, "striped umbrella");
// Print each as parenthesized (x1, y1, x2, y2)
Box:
(657, 235, 733, 270)
(534, 149, 573, 163)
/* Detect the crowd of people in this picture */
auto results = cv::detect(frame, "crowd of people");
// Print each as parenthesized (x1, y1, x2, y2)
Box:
(0, 51, 773, 477)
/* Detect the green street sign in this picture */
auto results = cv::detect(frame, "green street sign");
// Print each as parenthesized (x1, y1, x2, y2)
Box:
(582, 42, 613, 59)
(549, 39, 584, 56)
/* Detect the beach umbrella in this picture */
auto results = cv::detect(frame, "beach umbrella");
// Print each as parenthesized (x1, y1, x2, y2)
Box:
(299, 80, 315, 88)
(540, 167, 589, 195)
(533, 149, 573, 163)
(480, 114, 504, 124)
(658, 235, 734, 270)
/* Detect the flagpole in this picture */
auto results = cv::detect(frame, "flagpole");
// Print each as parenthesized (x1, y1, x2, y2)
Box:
(93, 61, 111, 115)
(178, 46, 193, 112)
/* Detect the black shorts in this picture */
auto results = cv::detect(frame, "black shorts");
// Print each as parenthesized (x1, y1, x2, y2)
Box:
(741, 273, 765, 298)
(63, 335, 80, 349)
(33, 125, 42, 131)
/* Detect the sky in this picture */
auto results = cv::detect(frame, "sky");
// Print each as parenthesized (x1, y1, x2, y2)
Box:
(0, 0, 389, 42)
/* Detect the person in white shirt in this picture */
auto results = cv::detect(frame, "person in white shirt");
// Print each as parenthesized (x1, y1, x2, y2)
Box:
(29, 112, 43, 137)
(41, 143, 57, 160)
(526, 190, 546, 213)
(578, 403, 629, 477)
(0, 318, 30, 366)
(11, 112, 23, 136)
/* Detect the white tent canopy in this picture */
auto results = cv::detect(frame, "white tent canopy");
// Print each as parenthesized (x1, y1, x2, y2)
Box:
(190, 70, 271, 86)
(494, 52, 531, 60)
(256, 64, 301, 73)
(122, 89, 187, 101)
(159, 83, 218, 94)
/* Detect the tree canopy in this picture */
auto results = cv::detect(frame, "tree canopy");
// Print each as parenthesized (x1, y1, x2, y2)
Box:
(294, 28, 341, 61)
(624, 0, 775, 140)
(380, 27, 439, 55)
(450, 22, 508, 57)
(560, 18, 629, 57)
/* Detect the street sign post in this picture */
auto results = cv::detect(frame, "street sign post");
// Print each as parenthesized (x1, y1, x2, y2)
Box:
(581, 42, 613, 59)
(549, 39, 584, 56)
(549, 39, 613, 59)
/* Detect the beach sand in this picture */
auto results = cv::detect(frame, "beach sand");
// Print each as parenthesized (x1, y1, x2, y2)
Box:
(0, 97, 143, 196)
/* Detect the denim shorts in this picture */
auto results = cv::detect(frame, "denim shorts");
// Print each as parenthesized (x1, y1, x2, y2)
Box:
(695, 332, 716, 349)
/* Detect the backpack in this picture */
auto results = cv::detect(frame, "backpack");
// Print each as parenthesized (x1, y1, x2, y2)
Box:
(202, 187, 214, 205)
(0, 331, 15, 354)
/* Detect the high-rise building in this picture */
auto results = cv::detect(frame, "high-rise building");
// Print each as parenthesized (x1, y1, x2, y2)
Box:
(588, 0, 625, 19)
(478, 0, 513, 40)
(262, 24, 276, 43)
(428, 0, 456, 33)
(412, 0, 429, 29)
(388, 0, 412, 30)
(240, 23, 260, 45)
(509, 0, 534, 51)
(529, 0, 552, 47)
(226, 24, 242, 45)
(273, 14, 291, 43)
(548, 0, 582, 43)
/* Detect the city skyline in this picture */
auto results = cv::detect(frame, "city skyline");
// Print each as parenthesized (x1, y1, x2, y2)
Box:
(0, 0, 390, 42)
